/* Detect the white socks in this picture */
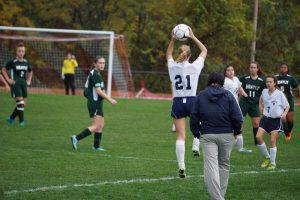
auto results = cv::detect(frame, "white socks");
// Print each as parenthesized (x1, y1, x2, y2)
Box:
(176, 140, 185, 170)
(172, 124, 176, 132)
(270, 147, 277, 165)
(257, 142, 270, 158)
(236, 135, 243, 151)
(192, 137, 200, 152)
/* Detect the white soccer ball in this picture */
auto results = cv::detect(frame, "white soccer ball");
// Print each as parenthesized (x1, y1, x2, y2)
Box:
(172, 24, 189, 41)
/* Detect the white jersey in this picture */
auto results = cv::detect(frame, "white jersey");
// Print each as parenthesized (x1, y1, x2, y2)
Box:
(168, 56, 204, 97)
(261, 88, 289, 118)
(223, 76, 241, 101)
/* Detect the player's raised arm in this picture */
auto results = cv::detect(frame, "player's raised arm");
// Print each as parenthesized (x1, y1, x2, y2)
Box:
(187, 27, 207, 59)
(166, 32, 175, 61)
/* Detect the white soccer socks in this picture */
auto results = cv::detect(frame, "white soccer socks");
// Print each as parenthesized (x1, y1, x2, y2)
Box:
(172, 123, 176, 132)
(257, 142, 270, 159)
(236, 135, 243, 151)
(176, 140, 185, 170)
(192, 137, 200, 152)
(270, 147, 277, 165)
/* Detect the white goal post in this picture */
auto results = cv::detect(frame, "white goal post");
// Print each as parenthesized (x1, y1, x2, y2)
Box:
(0, 26, 115, 97)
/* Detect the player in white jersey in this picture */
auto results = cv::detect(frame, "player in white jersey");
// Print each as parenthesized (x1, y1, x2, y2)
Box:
(223, 65, 252, 153)
(256, 75, 290, 170)
(166, 27, 207, 178)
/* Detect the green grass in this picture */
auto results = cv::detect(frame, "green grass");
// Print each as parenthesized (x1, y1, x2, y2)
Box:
(0, 92, 299, 199)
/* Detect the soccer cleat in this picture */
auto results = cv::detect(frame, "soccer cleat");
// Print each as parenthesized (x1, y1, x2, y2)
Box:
(193, 150, 200, 157)
(178, 169, 186, 178)
(7, 117, 14, 125)
(93, 147, 106, 151)
(261, 158, 270, 168)
(267, 163, 276, 170)
(238, 148, 252, 153)
(284, 132, 292, 141)
(71, 135, 78, 150)
(19, 121, 25, 126)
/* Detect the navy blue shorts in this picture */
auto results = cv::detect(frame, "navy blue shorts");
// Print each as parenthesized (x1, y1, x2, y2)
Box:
(259, 116, 283, 134)
(171, 97, 196, 119)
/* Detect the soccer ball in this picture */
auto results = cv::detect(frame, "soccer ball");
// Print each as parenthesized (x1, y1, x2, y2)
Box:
(172, 24, 189, 41)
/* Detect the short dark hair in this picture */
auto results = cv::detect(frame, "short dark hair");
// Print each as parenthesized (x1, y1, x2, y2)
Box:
(207, 72, 224, 86)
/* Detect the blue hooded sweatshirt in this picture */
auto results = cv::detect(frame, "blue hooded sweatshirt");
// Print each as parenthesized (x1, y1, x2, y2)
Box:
(190, 86, 243, 138)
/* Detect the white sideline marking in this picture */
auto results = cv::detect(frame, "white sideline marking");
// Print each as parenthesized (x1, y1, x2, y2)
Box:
(4, 168, 300, 195)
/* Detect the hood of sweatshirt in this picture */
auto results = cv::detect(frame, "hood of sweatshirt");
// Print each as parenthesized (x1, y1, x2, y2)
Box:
(207, 86, 225, 102)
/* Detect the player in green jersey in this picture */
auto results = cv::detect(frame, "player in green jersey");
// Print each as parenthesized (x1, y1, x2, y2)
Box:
(276, 63, 300, 141)
(71, 56, 117, 151)
(1, 42, 33, 126)
(239, 61, 265, 145)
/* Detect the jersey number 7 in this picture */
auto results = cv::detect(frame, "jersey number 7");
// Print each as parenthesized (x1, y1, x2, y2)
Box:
(175, 75, 191, 90)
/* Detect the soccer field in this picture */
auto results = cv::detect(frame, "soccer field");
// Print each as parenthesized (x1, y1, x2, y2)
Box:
(0, 92, 299, 200)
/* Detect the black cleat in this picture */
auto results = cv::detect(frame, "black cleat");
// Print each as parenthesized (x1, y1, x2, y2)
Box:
(179, 169, 186, 178)
(193, 150, 200, 157)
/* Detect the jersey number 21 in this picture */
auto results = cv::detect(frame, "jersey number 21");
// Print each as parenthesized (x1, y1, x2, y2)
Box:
(175, 75, 191, 90)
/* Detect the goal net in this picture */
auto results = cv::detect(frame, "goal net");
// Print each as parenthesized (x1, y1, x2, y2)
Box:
(0, 26, 135, 98)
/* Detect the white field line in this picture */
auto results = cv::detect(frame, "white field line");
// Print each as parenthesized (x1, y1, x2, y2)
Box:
(4, 168, 300, 195)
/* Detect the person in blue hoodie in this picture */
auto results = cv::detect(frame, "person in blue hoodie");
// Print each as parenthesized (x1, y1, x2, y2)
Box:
(190, 72, 243, 200)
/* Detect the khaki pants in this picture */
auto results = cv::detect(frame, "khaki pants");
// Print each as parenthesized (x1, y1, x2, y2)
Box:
(201, 133, 235, 200)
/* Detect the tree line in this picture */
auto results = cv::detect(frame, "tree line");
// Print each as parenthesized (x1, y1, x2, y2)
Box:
(1, 0, 299, 92)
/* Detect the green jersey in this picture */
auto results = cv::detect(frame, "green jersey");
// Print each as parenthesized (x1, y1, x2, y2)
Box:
(275, 74, 298, 98)
(83, 68, 105, 101)
(5, 58, 32, 82)
(239, 75, 265, 104)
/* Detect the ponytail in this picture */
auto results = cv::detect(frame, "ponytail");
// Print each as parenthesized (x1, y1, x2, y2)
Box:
(176, 45, 191, 63)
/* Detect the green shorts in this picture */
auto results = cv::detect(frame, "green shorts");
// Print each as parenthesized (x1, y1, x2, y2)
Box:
(11, 80, 27, 98)
(87, 100, 103, 118)
(239, 99, 260, 117)
(287, 97, 294, 112)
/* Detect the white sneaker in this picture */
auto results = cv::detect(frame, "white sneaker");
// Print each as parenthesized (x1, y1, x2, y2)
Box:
(71, 135, 78, 150)
(238, 148, 252, 153)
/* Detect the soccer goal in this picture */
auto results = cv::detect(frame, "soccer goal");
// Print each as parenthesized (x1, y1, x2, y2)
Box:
(0, 26, 135, 98)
